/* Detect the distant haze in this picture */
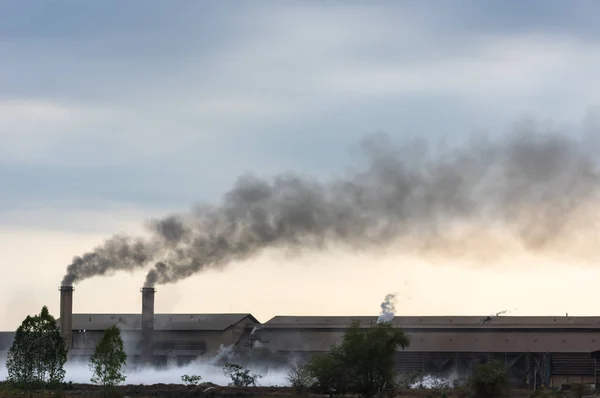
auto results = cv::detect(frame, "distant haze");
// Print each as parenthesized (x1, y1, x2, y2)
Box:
(62, 126, 600, 287)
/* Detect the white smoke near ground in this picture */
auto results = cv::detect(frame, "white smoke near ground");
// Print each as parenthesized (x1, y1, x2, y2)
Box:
(377, 293, 398, 324)
(0, 346, 290, 386)
(410, 373, 459, 389)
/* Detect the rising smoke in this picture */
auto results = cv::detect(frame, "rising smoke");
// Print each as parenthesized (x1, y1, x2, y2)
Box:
(377, 293, 397, 324)
(62, 125, 600, 287)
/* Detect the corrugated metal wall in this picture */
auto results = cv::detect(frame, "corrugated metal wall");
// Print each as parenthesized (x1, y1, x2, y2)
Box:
(550, 353, 599, 376)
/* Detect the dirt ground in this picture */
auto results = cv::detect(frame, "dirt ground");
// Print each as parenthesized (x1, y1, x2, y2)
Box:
(0, 384, 584, 397)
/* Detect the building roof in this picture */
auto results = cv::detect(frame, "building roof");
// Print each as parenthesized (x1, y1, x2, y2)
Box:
(264, 315, 600, 330)
(67, 313, 259, 331)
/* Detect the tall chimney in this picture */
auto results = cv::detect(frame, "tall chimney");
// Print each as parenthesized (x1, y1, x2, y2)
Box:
(59, 286, 74, 349)
(141, 287, 155, 364)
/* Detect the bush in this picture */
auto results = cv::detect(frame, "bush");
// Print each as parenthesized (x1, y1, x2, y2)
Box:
(570, 383, 592, 398)
(467, 361, 510, 398)
(222, 362, 262, 387)
(305, 320, 410, 397)
(305, 353, 350, 396)
(181, 374, 202, 386)
(286, 363, 312, 395)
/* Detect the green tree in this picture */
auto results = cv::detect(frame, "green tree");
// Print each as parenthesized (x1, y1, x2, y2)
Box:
(468, 360, 510, 398)
(305, 320, 410, 397)
(6, 306, 67, 389)
(89, 325, 127, 389)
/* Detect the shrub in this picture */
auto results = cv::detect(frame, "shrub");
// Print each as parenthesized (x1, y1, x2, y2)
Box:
(570, 383, 592, 398)
(286, 363, 312, 395)
(222, 362, 262, 387)
(467, 360, 510, 398)
(181, 374, 202, 386)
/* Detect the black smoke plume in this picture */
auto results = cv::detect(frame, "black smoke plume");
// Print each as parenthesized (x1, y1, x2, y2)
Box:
(61, 125, 600, 287)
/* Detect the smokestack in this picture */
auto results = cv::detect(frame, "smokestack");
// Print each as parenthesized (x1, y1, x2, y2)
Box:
(59, 286, 74, 349)
(141, 287, 155, 364)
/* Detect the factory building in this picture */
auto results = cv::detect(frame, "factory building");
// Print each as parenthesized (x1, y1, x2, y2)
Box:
(68, 312, 258, 367)
(3, 287, 600, 389)
(60, 286, 259, 367)
(255, 315, 600, 388)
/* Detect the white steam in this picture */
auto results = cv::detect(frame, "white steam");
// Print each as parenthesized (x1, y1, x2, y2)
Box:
(410, 373, 459, 389)
(377, 293, 397, 324)
(0, 345, 289, 386)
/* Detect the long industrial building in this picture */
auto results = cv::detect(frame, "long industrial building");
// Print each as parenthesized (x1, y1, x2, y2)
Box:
(2, 286, 600, 389)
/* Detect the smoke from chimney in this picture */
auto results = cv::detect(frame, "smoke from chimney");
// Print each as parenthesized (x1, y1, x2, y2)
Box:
(61, 125, 600, 287)
(377, 293, 397, 324)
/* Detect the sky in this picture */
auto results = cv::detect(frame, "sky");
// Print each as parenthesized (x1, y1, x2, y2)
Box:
(3, 0, 600, 330)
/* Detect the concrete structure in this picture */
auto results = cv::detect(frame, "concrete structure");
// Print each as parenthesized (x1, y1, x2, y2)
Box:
(141, 287, 155, 364)
(255, 315, 600, 388)
(59, 286, 74, 349)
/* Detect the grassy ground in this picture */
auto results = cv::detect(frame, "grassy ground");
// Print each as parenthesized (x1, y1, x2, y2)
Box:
(0, 385, 593, 398)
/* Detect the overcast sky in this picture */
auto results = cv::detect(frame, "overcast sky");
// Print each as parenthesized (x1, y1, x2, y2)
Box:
(2, 1, 600, 330)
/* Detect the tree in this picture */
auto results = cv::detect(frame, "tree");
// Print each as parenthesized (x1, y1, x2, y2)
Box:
(305, 320, 410, 397)
(89, 325, 127, 389)
(6, 306, 67, 389)
(468, 361, 510, 398)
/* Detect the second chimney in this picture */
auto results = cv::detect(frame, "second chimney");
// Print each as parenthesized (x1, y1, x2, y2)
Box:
(59, 286, 74, 349)
(141, 287, 155, 365)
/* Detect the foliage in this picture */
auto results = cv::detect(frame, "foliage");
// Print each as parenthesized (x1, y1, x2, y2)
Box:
(570, 383, 592, 398)
(304, 352, 350, 396)
(6, 306, 68, 389)
(89, 325, 127, 389)
(286, 363, 313, 396)
(305, 320, 411, 397)
(467, 360, 510, 398)
(222, 362, 262, 387)
(181, 374, 202, 386)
